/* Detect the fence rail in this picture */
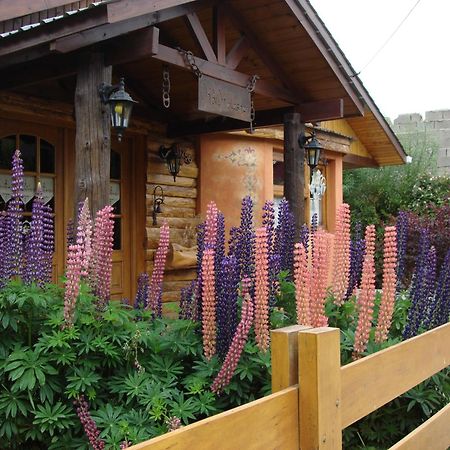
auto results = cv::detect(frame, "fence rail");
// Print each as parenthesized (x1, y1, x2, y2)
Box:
(129, 323, 450, 450)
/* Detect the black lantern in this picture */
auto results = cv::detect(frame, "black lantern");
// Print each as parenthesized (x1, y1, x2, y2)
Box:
(152, 185, 164, 226)
(298, 130, 324, 172)
(99, 78, 137, 141)
(159, 144, 191, 182)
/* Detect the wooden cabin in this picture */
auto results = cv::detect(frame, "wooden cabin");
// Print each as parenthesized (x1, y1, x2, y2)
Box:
(0, 0, 406, 309)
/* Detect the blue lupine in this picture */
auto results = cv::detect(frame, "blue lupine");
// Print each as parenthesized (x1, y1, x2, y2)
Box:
(262, 200, 275, 253)
(432, 249, 450, 327)
(396, 211, 408, 287)
(134, 273, 150, 309)
(42, 204, 54, 283)
(299, 224, 310, 253)
(346, 222, 365, 299)
(216, 255, 240, 358)
(274, 198, 295, 274)
(179, 279, 198, 320)
(236, 196, 255, 280)
(420, 246, 438, 330)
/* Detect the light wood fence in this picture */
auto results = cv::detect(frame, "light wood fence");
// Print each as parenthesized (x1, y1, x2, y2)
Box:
(129, 323, 450, 450)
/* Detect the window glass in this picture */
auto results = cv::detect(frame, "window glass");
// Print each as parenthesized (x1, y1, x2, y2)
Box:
(273, 160, 284, 185)
(113, 218, 121, 250)
(40, 139, 55, 173)
(0, 135, 16, 170)
(110, 149, 121, 179)
(19, 135, 37, 171)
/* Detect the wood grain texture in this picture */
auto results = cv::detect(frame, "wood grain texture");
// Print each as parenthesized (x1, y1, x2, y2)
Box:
(127, 387, 299, 450)
(298, 327, 342, 449)
(341, 322, 450, 428)
(389, 403, 450, 450)
(271, 325, 311, 393)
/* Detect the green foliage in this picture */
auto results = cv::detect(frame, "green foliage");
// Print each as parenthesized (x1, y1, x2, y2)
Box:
(343, 131, 447, 227)
(0, 280, 271, 449)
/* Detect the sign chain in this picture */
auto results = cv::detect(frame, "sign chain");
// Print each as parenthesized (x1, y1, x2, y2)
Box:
(162, 65, 171, 108)
(247, 75, 259, 133)
(177, 47, 203, 78)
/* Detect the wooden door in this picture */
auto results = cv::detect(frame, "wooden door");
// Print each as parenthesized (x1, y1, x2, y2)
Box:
(0, 118, 65, 279)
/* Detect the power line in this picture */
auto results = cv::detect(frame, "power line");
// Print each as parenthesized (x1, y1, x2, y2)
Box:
(352, 0, 422, 77)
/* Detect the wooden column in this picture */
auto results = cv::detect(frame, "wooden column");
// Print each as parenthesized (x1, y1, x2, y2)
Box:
(74, 51, 112, 219)
(283, 112, 305, 236)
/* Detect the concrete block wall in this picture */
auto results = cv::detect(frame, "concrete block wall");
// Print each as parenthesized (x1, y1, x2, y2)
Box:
(393, 110, 450, 174)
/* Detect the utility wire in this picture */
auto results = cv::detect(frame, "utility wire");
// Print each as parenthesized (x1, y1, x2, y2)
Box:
(351, 0, 422, 77)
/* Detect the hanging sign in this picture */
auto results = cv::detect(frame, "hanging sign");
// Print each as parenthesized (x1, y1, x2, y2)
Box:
(198, 75, 251, 122)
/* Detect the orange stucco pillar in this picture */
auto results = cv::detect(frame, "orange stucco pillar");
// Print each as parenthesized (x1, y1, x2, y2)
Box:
(325, 154, 343, 232)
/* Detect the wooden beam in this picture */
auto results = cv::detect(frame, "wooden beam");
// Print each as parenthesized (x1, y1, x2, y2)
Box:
(106, 0, 197, 23)
(343, 154, 379, 169)
(74, 51, 112, 219)
(167, 100, 344, 137)
(226, 35, 250, 70)
(184, 12, 217, 63)
(213, 5, 226, 65)
(224, 3, 306, 101)
(154, 43, 299, 104)
(0, 28, 160, 90)
(284, 112, 305, 233)
(0, 4, 109, 59)
(0, 0, 75, 21)
(50, 2, 206, 54)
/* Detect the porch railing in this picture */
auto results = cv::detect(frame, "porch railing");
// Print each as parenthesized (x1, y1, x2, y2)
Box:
(129, 322, 450, 450)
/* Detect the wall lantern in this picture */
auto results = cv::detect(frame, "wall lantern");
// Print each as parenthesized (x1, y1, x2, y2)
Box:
(298, 130, 324, 173)
(159, 144, 192, 182)
(99, 78, 137, 141)
(152, 185, 164, 226)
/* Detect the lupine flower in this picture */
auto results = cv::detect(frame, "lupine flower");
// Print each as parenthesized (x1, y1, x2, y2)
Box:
(299, 224, 310, 253)
(216, 256, 239, 358)
(332, 203, 351, 305)
(254, 227, 270, 352)
(311, 212, 318, 235)
(0, 212, 7, 285)
(274, 198, 295, 273)
(64, 243, 83, 327)
(166, 416, 182, 432)
(90, 206, 114, 308)
(180, 279, 198, 321)
(309, 230, 330, 327)
(120, 441, 130, 449)
(353, 225, 376, 358)
(432, 249, 450, 327)
(420, 246, 438, 331)
(42, 204, 54, 283)
(375, 226, 398, 343)
(262, 200, 275, 253)
(396, 211, 408, 287)
(235, 196, 255, 280)
(66, 218, 75, 249)
(211, 293, 254, 393)
(346, 222, 365, 300)
(201, 248, 216, 360)
(268, 253, 281, 307)
(294, 242, 311, 325)
(77, 199, 93, 278)
(204, 201, 218, 249)
(74, 396, 105, 450)
(23, 184, 45, 285)
(228, 226, 240, 258)
(215, 211, 225, 264)
(240, 277, 252, 299)
(134, 273, 150, 309)
(147, 221, 170, 317)
(6, 149, 24, 279)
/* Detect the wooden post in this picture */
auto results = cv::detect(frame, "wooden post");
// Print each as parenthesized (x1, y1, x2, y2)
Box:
(298, 327, 342, 449)
(283, 112, 305, 237)
(74, 51, 112, 219)
(271, 325, 312, 393)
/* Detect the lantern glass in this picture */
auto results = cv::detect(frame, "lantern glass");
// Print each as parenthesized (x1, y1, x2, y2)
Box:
(168, 150, 181, 181)
(305, 136, 323, 170)
(110, 99, 134, 130)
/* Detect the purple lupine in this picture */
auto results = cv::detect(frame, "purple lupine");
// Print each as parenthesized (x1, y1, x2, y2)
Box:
(420, 246, 438, 330)
(0, 212, 8, 285)
(228, 226, 240, 258)
(262, 200, 275, 253)
(23, 184, 45, 285)
(396, 211, 408, 287)
(404, 230, 434, 339)
(299, 224, 310, 253)
(274, 198, 295, 274)
(74, 396, 105, 450)
(236, 196, 255, 280)
(134, 273, 150, 309)
(268, 253, 282, 307)
(179, 279, 198, 320)
(215, 212, 225, 271)
(430, 248, 450, 327)
(345, 222, 366, 300)
(66, 218, 75, 249)
(216, 255, 240, 359)
(42, 204, 54, 283)
(5, 149, 24, 279)
(311, 213, 318, 235)
(194, 222, 206, 321)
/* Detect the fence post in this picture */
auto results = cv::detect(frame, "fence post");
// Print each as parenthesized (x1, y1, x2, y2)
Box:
(271, 325, 312, 393)
(298, 327, 342, 449)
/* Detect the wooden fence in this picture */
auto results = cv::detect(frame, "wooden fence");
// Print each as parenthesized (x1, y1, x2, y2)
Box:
(129, 323, 450, 450)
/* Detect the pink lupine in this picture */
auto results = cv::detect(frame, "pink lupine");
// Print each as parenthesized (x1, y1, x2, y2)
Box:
(204, 201, 218, 248)
(294, 242, 311, 325)
(332, 203, 351, 305)
(353, 225, 376, 358)
(375, 226, 398, 343)
(147, 221, 170, 317)
(63, 243, 83, 327)
(211, 293, 254, 393)
(309, 230, 330, 327)
(77, 199, 92, 278)
(254, 227, 270, 352)
(240, 277, 252, 298)
(201, 248, 216, 359)
(90, 205, 114, 307)
(74, 396, 105, 450)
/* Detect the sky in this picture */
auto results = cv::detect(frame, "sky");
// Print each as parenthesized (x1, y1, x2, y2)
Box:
(309, 0, 450, 121)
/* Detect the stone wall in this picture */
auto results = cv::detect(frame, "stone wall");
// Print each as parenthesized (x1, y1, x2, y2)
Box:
(393, 110, 450, 174)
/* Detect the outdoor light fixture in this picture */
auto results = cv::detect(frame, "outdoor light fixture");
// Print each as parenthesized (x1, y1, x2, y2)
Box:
(99, 77, 137, 141)
(152, 185, 164, 226)
(298, 130, 324, 173)
(159, 144, 192, 182)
